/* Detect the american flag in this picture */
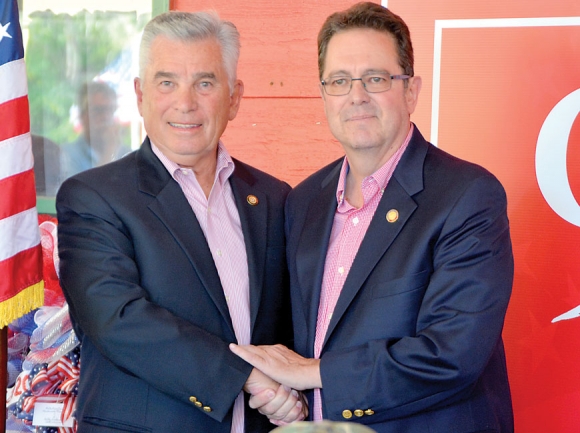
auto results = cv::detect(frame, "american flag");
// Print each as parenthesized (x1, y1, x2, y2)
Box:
(0, 0, 44, 327)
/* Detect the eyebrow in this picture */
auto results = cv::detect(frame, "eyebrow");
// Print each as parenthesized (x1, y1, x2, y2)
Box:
(325, 69, 390, 78)
(194, 72, 217, 80)
(153, 71, 177, 81)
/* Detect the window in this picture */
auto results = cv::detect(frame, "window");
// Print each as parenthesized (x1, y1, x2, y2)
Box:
(19, 0, 168, 213)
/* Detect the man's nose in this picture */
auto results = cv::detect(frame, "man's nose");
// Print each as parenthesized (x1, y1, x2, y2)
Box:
(175, 88, 198, 111)
(350, 78, 370, 102)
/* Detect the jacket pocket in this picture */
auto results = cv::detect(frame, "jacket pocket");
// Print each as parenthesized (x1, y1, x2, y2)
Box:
(371, 269, 430, 299)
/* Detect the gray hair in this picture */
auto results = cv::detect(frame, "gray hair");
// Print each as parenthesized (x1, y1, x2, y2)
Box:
(139, 11, 240, 90)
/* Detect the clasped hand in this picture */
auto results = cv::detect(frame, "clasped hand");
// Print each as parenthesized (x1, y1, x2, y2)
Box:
(243, 366, 307, 425)
(233, 343, 323, 425)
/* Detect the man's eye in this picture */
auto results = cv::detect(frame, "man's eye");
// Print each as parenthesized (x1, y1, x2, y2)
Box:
(196, 81, 214, 93)
(160, 81, 173, 87)
(368, 76, 387, 84)
(331, 78, 348, 87)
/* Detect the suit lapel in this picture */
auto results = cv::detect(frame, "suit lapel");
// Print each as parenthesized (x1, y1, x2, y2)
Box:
(228, 161, 267, 335)
(295, 163, 341, 356)
(136, 139, 235, 339)
(321, 129, 430, 349)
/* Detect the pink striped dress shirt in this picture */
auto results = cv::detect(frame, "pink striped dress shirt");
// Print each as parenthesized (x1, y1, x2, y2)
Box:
(313, 125, 414, 421)
(152, 142, 250, 433)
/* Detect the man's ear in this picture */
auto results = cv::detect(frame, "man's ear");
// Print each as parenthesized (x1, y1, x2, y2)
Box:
(405, 75, 422, 115)
(318, 82, 327, 101)
(228, 79, 245, 121)
(134, 78, 143, 116)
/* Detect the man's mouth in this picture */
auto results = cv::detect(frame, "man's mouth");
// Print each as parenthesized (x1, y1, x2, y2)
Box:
(348, 114, 375, 121)
(169, 122, 201, 129)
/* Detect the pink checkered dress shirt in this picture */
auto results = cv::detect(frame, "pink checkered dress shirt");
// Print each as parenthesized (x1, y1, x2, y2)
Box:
(313, 125, 414, 421)
(152, 142, 250, 433)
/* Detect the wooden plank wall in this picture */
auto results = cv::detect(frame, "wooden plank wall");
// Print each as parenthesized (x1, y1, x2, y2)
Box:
(171, 0, 379, 186)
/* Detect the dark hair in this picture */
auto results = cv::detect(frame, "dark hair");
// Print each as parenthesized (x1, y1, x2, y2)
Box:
(78, 81, 116, 114)
(317, 2, 414, 79)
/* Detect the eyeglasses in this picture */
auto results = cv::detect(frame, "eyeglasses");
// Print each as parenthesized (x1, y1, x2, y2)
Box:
(320, 73, 411, 96)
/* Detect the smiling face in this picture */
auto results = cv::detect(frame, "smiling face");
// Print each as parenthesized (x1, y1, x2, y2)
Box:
(134, 35, 243, 169)
(320, 28, 421, 167)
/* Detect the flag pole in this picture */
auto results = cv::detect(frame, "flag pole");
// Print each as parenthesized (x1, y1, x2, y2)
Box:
(1, 326, 7, 433)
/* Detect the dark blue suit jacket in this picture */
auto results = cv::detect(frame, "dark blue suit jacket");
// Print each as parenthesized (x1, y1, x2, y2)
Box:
(285, 127, 514, 433)
(57, 138, 291, 433)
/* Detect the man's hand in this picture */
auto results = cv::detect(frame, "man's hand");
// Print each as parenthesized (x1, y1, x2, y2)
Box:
(231, 344, 322, 391)
(249, 384, 308, 425)
(244, 368, 307, 424)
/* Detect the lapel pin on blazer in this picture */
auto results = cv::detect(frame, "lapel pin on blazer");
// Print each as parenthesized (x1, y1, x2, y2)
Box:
(386, 209, 399, 223)
(247, 195, 259, 206)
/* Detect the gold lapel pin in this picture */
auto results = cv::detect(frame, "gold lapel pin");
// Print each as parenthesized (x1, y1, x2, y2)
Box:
(247, 195, 259, 206)
(386, 209, 399, 223)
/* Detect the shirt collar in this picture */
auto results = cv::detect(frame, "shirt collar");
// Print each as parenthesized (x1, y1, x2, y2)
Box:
(335, 123, 414, 206)
(151, 140, 235, 186)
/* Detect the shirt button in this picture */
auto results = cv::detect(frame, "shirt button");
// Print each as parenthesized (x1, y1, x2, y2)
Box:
(217, 249, 222, 257)
(353, 216, 359, 226)
(338, 266, 344, 275)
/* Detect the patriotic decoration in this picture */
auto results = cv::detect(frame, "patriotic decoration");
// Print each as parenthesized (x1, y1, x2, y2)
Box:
(0, 0, 44, 326)
(7, 347, 80, 432)
(7, 217, 80, 432)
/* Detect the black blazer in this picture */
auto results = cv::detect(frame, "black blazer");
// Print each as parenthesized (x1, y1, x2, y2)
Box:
(57, 138, 291, 433)
(285, 126, 514, 433)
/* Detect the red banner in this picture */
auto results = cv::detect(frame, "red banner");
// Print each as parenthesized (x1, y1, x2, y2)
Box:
(388, 1, 580, 431)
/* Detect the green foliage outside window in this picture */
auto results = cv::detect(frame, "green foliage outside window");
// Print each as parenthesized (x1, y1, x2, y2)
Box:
(25, 10, 148, 145)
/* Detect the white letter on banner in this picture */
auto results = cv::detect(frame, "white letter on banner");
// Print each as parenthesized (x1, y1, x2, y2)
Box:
(535, 88, 580, 227)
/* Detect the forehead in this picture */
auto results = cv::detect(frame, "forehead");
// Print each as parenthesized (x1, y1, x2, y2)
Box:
(324, 28, 399, 75)
(146, 35, 225, 76)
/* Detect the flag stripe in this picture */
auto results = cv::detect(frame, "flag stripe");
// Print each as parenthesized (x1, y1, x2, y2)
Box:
(0, 96, 30, 141)
(0, 207, 40, 261)
(0, 133, 33, 179)
(0, 0, 44, 325)
(0, 170, 36, 218)
(0, 170, 36, 220)
(0, 245, 43, 302)
(0, 58, 27, 104)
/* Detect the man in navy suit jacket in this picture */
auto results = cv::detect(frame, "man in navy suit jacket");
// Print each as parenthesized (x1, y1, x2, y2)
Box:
(57, 11, 304, 433)
(231, 3, 514, 432)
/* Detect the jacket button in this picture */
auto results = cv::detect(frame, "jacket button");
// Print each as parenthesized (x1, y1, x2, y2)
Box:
(203, 406, 212, 412)
(364, 409, 375, 416)
(195, 401, 202, 407)
(189, 396, 197, 403)
(342, 410, 353, 419)
(354, 409, 364, 417)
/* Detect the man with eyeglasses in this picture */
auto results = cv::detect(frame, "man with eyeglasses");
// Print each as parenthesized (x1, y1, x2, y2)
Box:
(230, 3, 514, 432)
